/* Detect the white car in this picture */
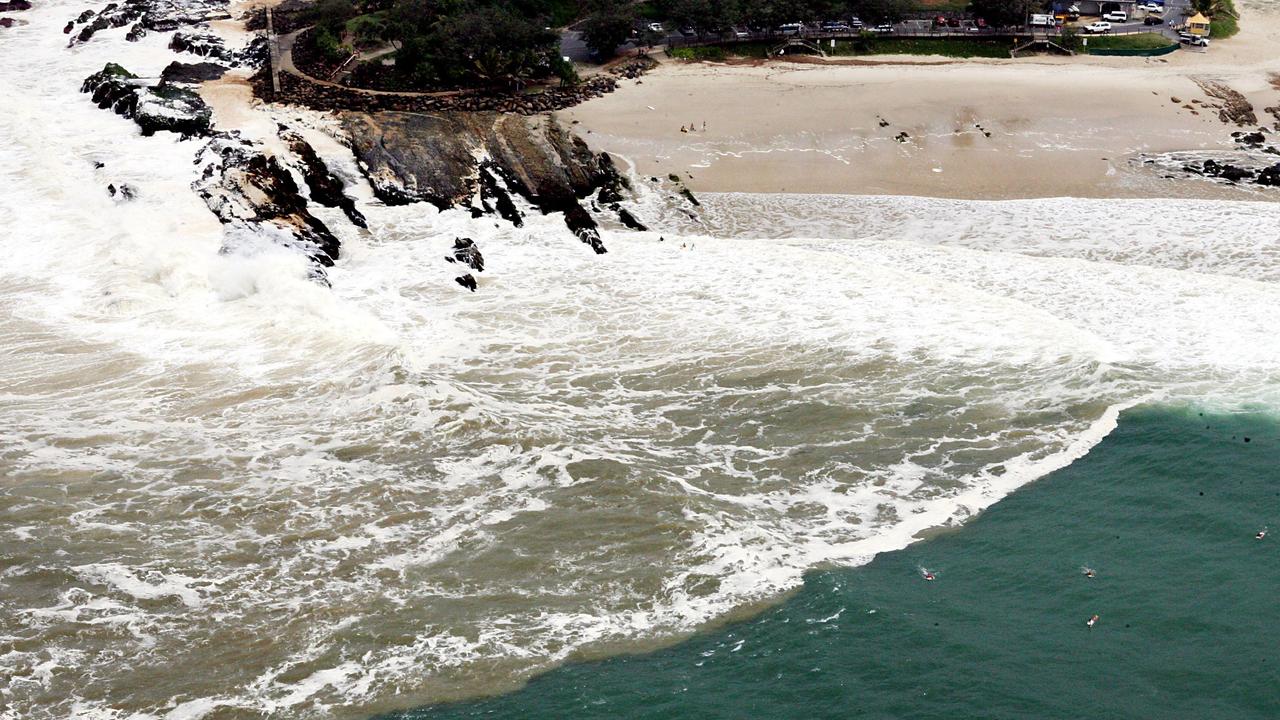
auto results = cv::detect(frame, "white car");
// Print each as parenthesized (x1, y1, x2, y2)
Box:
(1139, 2, 1162, 11)
(646, 22, 664, 33)
(1103, 11, 1128, 22)
(1083, 20, 1112, 32)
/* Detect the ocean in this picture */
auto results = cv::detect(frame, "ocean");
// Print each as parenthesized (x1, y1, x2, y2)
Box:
(2, 2, 1279, 719)
(389, 406, 1280, 720)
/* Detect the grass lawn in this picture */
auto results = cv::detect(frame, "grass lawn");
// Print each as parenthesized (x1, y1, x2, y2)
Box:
(1084, 32, 1175, 50)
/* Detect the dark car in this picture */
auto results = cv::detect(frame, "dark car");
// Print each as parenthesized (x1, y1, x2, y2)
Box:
(947, 17, 961, 27)
(934, 14, 948, 26)
(1143, 14, 1164, 24)
(975, 17, 988, 28)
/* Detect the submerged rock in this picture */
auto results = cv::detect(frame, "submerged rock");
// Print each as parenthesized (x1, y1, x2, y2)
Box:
(448, 237, 484, 272)
(455, 273, 478, 292)
(342, 111, 627, 252)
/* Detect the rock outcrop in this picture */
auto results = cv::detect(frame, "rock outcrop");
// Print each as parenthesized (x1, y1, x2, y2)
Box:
(170, 28, 267, 67)
(68, 0, 231, 44)
(81, 62, 212, 137)
(193, 133, 343, 281)
(342, 111, 633, 253)
(278, 127, 367, 228)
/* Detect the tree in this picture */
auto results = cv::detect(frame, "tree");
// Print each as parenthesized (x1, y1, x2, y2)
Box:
(581, 6, 635, 57)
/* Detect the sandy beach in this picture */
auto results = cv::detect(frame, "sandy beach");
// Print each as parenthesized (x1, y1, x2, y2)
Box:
(565, 6, 1280, 199)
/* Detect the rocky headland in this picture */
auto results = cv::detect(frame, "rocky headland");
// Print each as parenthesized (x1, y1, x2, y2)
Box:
(342, 111, 637, 255)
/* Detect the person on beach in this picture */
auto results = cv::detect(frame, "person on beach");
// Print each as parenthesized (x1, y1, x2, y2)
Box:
(680, 125, 687, 133)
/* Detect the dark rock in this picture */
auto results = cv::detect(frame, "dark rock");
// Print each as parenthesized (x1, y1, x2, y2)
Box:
(1256, 163, 1280, 186)
(107, 183, 137, 200)
(169, 28, 264, 67)
(64, 21, 75, 33)
(450, 237, 484, 271)
(278, 127, 367, 228)
(1235, 131, 1267, 147)
(679, 187, 700, 206)
(1198, 159, 1254, 183)
(455, 273, 477, 292)
(193, 134, 341, 281)
(160, 61, 226, 84)
(0, 0, 33, 10)
(135, 83, 212, 136)
(615, 206, 647, 231)
(479, 165, 523, 226)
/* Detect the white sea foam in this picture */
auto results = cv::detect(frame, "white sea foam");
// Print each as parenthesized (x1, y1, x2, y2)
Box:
(3, 2, 1280, 719)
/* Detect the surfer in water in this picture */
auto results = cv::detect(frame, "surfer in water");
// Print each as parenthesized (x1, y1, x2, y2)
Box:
(1087, 614, 1099, 628)
(920, 567, 936, 582)
(1256, 528, 1267, 540)
(1081, 566, 1096, 578)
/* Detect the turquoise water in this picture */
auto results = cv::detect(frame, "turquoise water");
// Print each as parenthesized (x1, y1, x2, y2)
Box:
(387, 406, 1280, 719)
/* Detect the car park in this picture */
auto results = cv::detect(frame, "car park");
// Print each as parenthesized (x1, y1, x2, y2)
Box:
(1102, 11, 1128, 21)
(1083, 20, 1112, 32)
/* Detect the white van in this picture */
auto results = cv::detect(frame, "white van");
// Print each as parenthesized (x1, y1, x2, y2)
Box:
(777, 22, 804, 35)
(1029, 13, 1056, 26)
(1103, 11, 1128, 22)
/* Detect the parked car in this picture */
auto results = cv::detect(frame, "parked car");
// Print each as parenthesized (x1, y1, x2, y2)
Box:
(821, 21, 852, 31)
(646, 22, 664, 33)
(1138, 2, 1163, 11)
(1143, 14, 1164, 24)
(848, 16, 864, 28)
(869, 23, 894, 33)
(1178, 32, 1209, 45)
(947, 17, 961, 27)
(777, 22, 803, 35)
(933, 14, 948, 27)
(1103, 11, 1128, 22)
(975, 18, 988, 28)
(733, 26, 751, 38)
(1083, 20, 1112, 32)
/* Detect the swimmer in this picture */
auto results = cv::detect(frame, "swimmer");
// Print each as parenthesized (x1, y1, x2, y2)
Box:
(1086, 614, 1099, 628)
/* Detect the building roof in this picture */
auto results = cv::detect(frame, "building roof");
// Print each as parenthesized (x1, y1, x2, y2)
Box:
(1188, 12, 1210, 24)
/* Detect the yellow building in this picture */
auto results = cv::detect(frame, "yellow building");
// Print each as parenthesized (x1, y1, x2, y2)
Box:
(1187, 12, 1211, 36)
